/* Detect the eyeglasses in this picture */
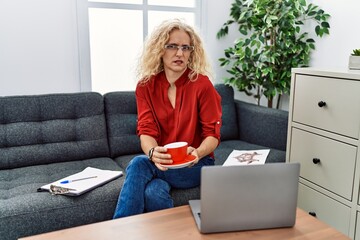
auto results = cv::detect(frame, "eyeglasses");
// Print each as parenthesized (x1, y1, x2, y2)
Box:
(164, 44, 194, 52)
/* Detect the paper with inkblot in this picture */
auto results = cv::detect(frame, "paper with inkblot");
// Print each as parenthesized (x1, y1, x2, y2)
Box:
(223, 149, 270, 166)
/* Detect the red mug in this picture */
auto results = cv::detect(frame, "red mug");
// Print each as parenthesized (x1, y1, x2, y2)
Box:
(164, 142, 188, 164)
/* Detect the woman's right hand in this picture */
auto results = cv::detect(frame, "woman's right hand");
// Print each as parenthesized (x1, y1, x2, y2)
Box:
(151, 146, 172, 171)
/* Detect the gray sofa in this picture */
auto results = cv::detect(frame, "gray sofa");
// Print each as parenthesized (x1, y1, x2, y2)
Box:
(0, 84, 288, 240)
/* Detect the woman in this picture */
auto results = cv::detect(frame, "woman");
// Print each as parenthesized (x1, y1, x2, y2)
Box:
(113, 19, 222, 218)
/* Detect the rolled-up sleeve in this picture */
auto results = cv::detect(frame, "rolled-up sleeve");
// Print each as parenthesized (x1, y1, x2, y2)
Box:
(198, 83, 222, 143)
(135, 87, 160, 141)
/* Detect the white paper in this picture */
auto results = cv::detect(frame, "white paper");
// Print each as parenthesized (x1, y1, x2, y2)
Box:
(40, 167, 123, 196)
(223, 149, 270, 166)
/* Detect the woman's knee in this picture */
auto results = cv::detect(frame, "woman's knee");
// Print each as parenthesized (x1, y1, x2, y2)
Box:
(144, 179, 173, 210)
(145, 179, 170, 198)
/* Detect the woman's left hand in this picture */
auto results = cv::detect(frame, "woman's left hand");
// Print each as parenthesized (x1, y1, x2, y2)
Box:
(187, 146, 199, 167)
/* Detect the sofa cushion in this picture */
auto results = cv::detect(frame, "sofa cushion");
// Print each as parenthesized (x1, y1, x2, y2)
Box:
(235, 101, 288, 151)
(0, 92, 109, 170)
(0, 158, 124, 240)
(113, 154, 138, 171)
(214, 84, 239, 141)
(104, 92, 142, 158)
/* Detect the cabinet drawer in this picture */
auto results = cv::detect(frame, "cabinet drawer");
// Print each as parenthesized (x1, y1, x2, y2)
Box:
(298, 183, 350, 236)
(293, 74, 360, 139)
(289, 128, 357, 200)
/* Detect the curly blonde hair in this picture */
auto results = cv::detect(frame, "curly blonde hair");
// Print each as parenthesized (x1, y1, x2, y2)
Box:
(136, 19, 213, 83)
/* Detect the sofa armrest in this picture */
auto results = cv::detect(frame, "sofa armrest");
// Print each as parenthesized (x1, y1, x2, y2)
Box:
(235, 100, 288, 151)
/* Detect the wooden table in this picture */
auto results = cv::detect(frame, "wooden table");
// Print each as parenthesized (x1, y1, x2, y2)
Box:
(20, 205, 350, 240)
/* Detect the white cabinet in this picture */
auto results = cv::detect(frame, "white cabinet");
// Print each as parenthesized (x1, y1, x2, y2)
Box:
(286, 68, 360, 238)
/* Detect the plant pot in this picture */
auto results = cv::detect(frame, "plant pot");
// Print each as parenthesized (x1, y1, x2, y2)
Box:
(349, 55, 360, 70)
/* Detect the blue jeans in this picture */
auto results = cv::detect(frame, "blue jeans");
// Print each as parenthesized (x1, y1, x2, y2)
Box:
(113, 155, 214, 219)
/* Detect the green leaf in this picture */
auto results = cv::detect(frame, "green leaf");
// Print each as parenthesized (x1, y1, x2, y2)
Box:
(308, 11, 316, 16)
(321, 22, 330, 28)
(220, 59, 230, 67)
(227, 20, 234, 25)
(239, 11, 247, 21)
(269, 15, 278, 21)
(245, 47, 252, 56)
(266, 17, 272, 25)
(240, 29, 248, 35)
(259, 35, 265, 44)
(216, 27, 229, 39)
(323, 28, 329, 34)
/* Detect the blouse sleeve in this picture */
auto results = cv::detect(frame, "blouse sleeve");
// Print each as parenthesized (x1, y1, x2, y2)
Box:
(198, 80, 222, 143)
(135, 85, 160, 141)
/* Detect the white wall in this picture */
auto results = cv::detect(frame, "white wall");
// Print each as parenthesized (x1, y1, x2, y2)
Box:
(308, 0, 360, 69)
(0, 0, 359, 105)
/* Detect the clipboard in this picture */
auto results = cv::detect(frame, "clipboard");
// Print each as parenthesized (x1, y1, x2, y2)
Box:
(38, 167, 123, 196)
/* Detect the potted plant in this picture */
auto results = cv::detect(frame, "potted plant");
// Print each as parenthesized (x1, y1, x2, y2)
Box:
(349, 49, 360, 70)
(217, 0, 331, 108)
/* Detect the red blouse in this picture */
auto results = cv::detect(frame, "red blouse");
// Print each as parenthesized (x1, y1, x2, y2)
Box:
(136, 68, 222, 152)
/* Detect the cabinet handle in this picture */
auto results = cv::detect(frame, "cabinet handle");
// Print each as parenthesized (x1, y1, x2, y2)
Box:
(318, 101, 326, 107)
(312, 158, 321, 164)
(309, 211, 317, 217)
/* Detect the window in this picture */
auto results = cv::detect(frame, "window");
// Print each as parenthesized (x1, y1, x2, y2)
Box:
(88, 0, 201, 94)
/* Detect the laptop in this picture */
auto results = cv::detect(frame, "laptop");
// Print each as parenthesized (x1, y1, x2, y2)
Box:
(189, 162, 300, 233)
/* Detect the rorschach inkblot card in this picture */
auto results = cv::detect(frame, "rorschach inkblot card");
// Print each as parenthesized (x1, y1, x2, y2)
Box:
(223, 149, 270, 166)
